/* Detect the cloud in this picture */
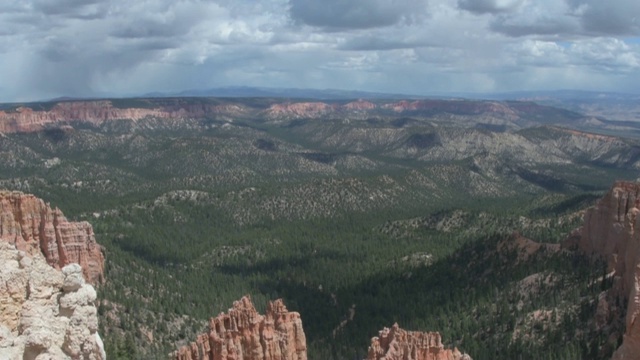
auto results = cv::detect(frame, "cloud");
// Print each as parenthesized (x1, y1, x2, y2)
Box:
(457, 0, 524, 14)
(31, 0, 108, 19)
(288, 0, 428, 30)
(338, 35, 431, 51)
(462, 0, 640, 37)
(505, 37, 640, 73)
(570, 38, 640, 70)
(485, 1, 580, 37)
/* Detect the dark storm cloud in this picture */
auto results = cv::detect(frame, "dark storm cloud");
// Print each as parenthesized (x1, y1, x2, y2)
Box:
(32, 0, 107, 18)
(111, 19, 191, 39)
(110, 2, 212, 40)
(288, 0, 428, 30)
(457, 0, 523, 14)
(462, 0, 640, 37)
(490, 16, 579, 37)
(338, 34, 433, 51)
(569, 0, 640, 36)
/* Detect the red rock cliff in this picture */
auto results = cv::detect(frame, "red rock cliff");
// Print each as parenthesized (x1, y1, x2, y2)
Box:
(0, 100, 250, 133)
(175, 296, 307, 360)
(0, 190, 104, 284)
(367, 323, 471, 360)
(566, 181, 640, 359)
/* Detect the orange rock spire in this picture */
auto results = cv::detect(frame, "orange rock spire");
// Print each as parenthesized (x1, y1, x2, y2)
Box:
(175, 296, 307, 360)
(367, 323, 471, 360)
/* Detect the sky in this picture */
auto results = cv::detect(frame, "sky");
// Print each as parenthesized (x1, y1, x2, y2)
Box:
(1, 0, 639, 102)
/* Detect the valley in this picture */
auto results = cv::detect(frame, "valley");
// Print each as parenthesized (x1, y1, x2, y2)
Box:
(0, 97, 638, 359)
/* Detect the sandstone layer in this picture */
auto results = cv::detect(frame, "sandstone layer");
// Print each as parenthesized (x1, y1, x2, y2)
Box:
(174, 296, 307, 360)
(565, 181, 640, 359)
(0, 191, 104, 284)
(0, 242, 106, 360)
(367, 323, 471, 360)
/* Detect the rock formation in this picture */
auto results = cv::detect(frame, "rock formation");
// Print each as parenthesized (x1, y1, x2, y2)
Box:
(0, 241, 106, 360)
(174, 296, 307, 360)
(0, 100, 250, 133)
(565, 181, 640, 359)
(0, 191, 104, 284)
(264, 102, 336, 119)
(367, 323, 471, 360)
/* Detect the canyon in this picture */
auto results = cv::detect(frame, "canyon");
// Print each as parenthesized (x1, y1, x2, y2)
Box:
(1, 95, 638, 359)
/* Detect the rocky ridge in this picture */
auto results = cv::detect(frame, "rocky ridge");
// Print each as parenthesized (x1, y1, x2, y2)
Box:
(367, 323, 471, 360)
(0, 241, 105, 360)
(174, 296, 307, 360)
(0, 191, 104, 284)
(565, 181, 640, 359)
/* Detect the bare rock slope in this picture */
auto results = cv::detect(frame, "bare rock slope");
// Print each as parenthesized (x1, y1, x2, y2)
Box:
(367, 323, 471, 360)
(174, 296, 307, 360)
(0, 241, 105, 360)
(0, 191, 104, 284)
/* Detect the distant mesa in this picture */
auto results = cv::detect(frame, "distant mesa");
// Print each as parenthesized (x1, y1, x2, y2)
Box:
(0, 97, 588, 133)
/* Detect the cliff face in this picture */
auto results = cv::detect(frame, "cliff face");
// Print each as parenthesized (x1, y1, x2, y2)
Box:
(175, 296, 307, 360)
(0, 241, 106, 360)
(567, 181, 640, 359)
(0, 101, 251, 133)
(0, 191, 104, 284)
(0, 101, 162, 132)
(367, 323, 471, 360)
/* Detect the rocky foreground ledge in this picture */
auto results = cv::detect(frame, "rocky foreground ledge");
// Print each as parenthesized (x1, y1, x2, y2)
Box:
(0, 242, 105, 359)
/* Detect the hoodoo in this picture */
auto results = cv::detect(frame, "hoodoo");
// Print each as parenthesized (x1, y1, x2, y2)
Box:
(367, 323, 471, 360)
(175, 296, 307, 360)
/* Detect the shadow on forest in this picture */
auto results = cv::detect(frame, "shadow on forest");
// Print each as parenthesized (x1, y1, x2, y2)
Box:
(216, 249, 357, 276)
(252, 234, 604, 360)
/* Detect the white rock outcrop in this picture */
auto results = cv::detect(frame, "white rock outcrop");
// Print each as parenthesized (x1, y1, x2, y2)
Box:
(0, 242, 105, 360)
